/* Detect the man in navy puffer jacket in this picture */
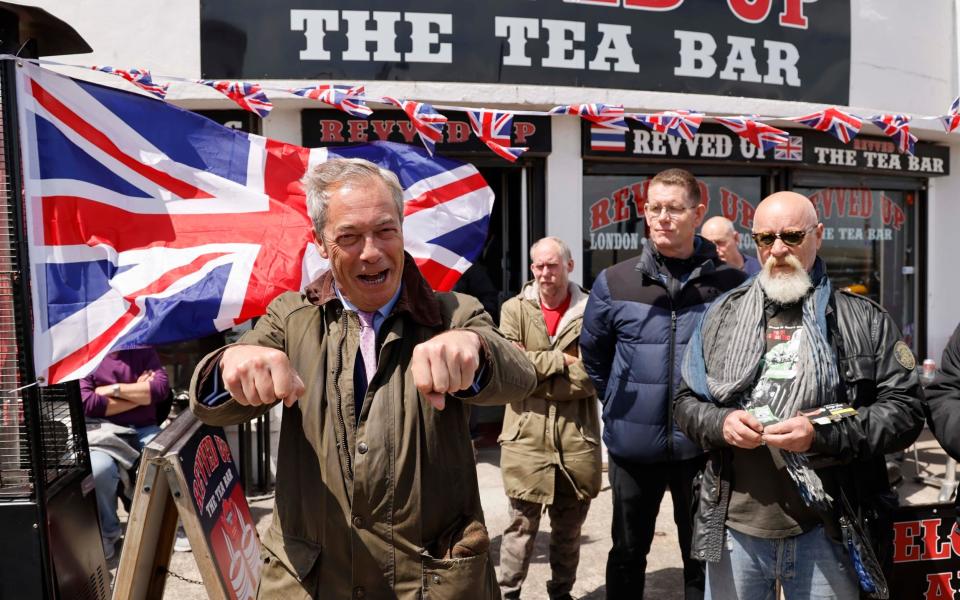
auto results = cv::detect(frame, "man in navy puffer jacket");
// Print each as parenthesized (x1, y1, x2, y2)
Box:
(580, 168, 747, 599)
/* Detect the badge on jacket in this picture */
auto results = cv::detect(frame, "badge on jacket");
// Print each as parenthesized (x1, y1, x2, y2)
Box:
(894, 341, 917, 370)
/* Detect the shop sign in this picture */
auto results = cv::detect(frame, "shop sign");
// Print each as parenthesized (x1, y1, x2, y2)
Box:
(584, 123, 950, 176)
(890, 502, 960, 600)
(302, 109, 551, 156)
(201, 0, 850, 104)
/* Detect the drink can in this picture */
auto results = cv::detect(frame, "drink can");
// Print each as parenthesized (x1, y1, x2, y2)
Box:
(923, 358, 937, 378)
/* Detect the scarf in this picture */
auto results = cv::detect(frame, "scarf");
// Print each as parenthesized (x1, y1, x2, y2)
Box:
(682, 259, 838, 510)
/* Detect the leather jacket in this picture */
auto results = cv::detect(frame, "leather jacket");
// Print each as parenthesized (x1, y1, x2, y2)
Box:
(674, 284, 924, 568)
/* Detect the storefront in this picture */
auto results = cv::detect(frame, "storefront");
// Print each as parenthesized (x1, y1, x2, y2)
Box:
(582, 122, 949, 350)
(27, 0, 960, 364)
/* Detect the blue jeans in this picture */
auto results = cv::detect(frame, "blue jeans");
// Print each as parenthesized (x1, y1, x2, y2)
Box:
(705, 525, 859, 600)
(90, 424, 160, 548)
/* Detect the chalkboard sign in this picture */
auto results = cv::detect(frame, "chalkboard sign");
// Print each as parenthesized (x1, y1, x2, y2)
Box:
(114, 413, 261, 600)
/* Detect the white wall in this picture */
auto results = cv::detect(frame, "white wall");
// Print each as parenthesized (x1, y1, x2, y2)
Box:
(546, 117, 584, 285)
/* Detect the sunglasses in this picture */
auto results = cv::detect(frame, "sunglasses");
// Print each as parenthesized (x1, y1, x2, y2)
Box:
(751, 226, 817, 248)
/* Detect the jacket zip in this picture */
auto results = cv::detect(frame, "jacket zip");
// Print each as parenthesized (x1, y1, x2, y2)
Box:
(334, 310, 353, 480)
(667, 308, 677, 460)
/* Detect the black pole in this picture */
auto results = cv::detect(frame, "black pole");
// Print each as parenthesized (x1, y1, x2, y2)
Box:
(1, 55, 54, 598)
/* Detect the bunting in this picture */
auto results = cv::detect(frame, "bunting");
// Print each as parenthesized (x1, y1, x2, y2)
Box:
(632, 109, 703, 141)
(942, 97, 960, 134)
(466, 109, 528, 162)
(792, 107, 862, 144)
(550, 103, 629, 130)
(870, 114, 917, 155)
(93, 66, 168, 100)
(289, 83, 372, 118)
(197, 80, 273, 118)
(382, 97, 448, 156)
(715, 116, 789, 151)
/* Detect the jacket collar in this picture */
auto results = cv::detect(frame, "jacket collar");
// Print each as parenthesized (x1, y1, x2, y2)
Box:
(635, 235, 719, 280)
(520, 280, 589, 340)
(304, 252, 443, 328)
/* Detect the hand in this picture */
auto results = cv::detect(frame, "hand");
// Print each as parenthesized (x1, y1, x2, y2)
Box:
(563, 353, 577, 366)
(722, 410, 764, 449)
(94, 385, 113, 397)
(137, 370, 155, 383)
(411, 330, 483, 411)
(513, 342, 526, 351)
(761, 415, 815, 452)
(221, 345, 305, 408)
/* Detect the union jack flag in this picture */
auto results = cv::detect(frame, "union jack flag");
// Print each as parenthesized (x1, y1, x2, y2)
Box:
(383, 97, 447, 156)
(93, 66, 168, 100)
(197, 80, 273, 118)
(550, 103, 628, 130)
(942, 96, 960, 133)
(632, 110, 703, 141)
(16, 62, 493, 384)
(793, 107, 862, 143)
(715, 116, 789, 151)
(465, 109, 528, 162)
(773, 136, 804, 161)
(289, 83, 372, 118)
(870, 113, 916, 155)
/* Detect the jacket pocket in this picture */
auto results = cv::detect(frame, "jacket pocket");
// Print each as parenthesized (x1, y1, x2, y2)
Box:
(257, 526, 322, 599)
(498, 411, 529, 444)
(842, 355, 875, 383)
(422, 552, 493, 599)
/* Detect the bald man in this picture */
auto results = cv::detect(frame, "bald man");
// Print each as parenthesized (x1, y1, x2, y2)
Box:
(674, 192, 923, 599)
(700, 216, 761, 276)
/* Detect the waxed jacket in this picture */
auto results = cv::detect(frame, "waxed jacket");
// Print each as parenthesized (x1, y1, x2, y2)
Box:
(674, 284, 924, 572)
(190, 257, 537, 599)
(498, 281, 601, 504)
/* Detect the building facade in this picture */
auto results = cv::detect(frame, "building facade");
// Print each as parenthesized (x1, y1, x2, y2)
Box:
(31, 0, 960, 362)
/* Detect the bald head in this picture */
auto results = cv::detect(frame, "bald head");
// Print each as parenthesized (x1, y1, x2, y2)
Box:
(755, 192, 819, 230)
(702, 216, 736, 238)
(700, 216, 743, 268)
(753, 191, 823, 273)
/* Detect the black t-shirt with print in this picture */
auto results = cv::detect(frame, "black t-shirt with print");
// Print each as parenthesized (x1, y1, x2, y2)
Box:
(725, 303, 821, 539)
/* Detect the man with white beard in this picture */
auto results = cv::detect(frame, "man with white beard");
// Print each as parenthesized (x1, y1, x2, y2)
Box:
(673, 192, 924, 599)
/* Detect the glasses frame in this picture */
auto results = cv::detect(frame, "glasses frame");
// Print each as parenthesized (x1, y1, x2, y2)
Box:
(750, 225, 818, 248)
(643, 203, 698, 220)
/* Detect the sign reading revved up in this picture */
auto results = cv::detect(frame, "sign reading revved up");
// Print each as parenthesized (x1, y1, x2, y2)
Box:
(584, 123, 950, 176)
(201, 0, 851, 104)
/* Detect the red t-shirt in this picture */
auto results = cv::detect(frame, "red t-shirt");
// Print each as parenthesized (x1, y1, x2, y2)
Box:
(541, 293, 572, 337)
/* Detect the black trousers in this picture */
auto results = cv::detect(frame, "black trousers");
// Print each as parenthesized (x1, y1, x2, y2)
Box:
(605, 454, 706, 600)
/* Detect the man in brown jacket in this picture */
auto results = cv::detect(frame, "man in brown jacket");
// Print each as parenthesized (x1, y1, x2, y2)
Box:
(497, 237, 600, 600)
(190, 158, 536, 599)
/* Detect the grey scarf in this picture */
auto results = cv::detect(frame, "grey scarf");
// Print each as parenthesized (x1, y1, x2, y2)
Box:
(683, 264, 838, 510)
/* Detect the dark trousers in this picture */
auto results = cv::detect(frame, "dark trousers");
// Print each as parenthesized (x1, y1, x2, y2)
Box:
(606, 454, 706, 600)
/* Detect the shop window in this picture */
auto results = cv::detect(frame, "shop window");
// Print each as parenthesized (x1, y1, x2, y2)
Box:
(582, 174, 762, 285)
(793, 186, 918, 345)
(582, 174, 919, 346)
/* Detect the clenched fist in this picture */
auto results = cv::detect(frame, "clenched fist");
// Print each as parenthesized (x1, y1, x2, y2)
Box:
(411, 330, 484, 410)
(221, 345, 306, 408)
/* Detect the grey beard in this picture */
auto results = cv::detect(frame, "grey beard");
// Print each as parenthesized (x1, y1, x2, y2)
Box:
(758, 256, 812, 304)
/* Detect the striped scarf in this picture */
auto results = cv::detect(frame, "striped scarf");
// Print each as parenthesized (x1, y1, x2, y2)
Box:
(682, 263, 838, 510)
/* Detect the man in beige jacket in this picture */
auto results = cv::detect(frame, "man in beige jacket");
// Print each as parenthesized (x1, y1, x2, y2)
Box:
(497, 237, 601, 600)
(190, 158, 536, 599)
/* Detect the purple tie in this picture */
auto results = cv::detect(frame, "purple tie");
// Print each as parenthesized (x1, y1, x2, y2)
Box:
(357, 310, 377, 383)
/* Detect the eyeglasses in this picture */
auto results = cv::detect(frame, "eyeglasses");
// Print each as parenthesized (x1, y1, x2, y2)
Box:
(643, 203, 696, 220)
(751, 226, 817, 248)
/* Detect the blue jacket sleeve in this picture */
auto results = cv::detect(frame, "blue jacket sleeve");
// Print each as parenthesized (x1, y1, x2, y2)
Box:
(579, 270, 614, 402)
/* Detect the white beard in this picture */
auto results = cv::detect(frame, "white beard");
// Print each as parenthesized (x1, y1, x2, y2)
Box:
(758, 255, 812, 304)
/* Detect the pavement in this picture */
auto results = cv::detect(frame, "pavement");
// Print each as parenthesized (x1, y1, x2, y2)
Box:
(110, 428, 956, 599)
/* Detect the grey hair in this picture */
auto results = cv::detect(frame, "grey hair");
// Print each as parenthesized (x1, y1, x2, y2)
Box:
(302, 158, 405, 236)
(530, 236, 572, 263)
